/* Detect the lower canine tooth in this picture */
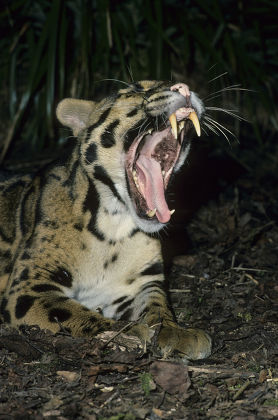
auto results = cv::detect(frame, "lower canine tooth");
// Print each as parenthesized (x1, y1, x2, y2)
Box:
(147, 208, 156, 218)
(170, 209, 175, 215)
(179, 121, 185, 132)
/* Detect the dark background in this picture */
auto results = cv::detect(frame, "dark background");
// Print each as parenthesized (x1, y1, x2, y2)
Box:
(0, 1, 277, 158)
(0, 1, 277, 222)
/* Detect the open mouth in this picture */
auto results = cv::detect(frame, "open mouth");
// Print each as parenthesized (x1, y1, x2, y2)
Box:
(125, 107, 201, 224)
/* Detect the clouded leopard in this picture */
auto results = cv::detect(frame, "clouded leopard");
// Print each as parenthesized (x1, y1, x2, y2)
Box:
(0, 81, 211, 360)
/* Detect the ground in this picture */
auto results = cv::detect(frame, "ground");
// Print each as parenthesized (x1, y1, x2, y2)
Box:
(0, 141, 277, 419)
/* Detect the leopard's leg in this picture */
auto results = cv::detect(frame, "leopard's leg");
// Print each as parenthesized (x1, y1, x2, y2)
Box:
(2, 264, 115, 337)
(127, 272, 212, 360)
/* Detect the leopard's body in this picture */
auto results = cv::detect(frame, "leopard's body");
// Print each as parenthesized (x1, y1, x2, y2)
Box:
(0, 80, 211, 360)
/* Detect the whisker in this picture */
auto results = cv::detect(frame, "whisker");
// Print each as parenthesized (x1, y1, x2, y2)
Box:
(203, 121, 221, 137)
(205, 116, 237, 138)
(96, 78, 132, 88)
(207, 72, 228, 84)
(207, 63, 219, 72)
(203, 84, 246, 100)
(203, 118, 232, 145)
(206, 107, 249, 122)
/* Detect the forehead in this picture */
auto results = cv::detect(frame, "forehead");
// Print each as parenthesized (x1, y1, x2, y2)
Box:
(118, 80, 168, 95)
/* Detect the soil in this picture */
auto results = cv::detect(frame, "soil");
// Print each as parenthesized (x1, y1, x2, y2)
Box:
(0, 142, 278, 419)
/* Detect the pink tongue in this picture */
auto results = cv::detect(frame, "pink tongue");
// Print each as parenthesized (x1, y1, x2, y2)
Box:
(136, 155, 171, 223)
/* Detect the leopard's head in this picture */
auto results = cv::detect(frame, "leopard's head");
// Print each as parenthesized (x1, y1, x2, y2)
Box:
(57, 81, 204, 233)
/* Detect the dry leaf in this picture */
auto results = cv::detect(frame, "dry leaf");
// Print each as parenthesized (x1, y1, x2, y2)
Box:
(150, 361, 191, 401)
(56, 370, 79, 382)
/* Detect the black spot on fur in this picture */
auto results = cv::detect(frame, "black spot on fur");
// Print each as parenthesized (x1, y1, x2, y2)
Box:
(49, 173, 61, 181)
(111, 253, 118, 263)
(94, 165, 124, 204)
(48, 308, 71, 323)
(120, 308, 133, 320)
(89, 316, 98, 323)
(20, 268, 30, 280)
(62, 159, 79, 201)
(126, 278, 135, 285)
(127, 108, 138, 117)
(129, 228, 139, 238)
(50, 268, 73, 288)
(85, 143, 97, 163)
(116, 298, 134, 314)
(0, 249, 11, 259)
(86, 108, 111, 139)
(113, 296, 128, 305)
(20, 184, 39, 236)
(21, 251, 31, 260)
(82, 327, 93, 334)
(104, 253, 118, 269)
(0, 227, 13, 244)
(124, 118, 146, 152)
(140, 281, 165, 296)
(132, 82, 144, 91)
(100, 119, 119, 148)
(15, 295, 37, 319)
(43, 220, 59, 229)
(55, 296, 70, 303)
(32, 284, 62, 293)
(83, 179, 105, 241)
(4, 263, 12, 274)
(0, 297, 11, 323)
(73, 223, 83, 232)
(141, 262, 163, 277)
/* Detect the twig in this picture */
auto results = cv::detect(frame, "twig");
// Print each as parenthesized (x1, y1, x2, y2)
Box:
(169, 289, 191, 293)
(188, 365, 256, 378)
(245, 273, 259, 285)
(231, 267, 270, 273)
(100, 390, 119, 408)
(232, 379, 250, 400)
(99, 321, 135, 349)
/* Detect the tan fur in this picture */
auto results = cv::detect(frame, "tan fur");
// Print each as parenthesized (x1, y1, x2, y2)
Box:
(0, 81, 211, 360)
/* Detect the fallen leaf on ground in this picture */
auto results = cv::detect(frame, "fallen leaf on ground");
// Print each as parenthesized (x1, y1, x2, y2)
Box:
(150, 361, 191, 401)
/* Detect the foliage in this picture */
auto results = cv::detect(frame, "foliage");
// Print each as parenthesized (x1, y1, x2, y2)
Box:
(139, 372, 153, 397)
(0, 0, 277, 162)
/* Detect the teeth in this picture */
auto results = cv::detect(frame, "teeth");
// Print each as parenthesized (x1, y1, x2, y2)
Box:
(189, 111, 201, 137)
(178, 121, 185, 132)
(169, 113, 178, 139)
(148, 129, 152, 134)
(162, 170, 165, 177)
(146, 208, 157, 218)
(132, 169, 139, 189)
(170, 209, 175, 215)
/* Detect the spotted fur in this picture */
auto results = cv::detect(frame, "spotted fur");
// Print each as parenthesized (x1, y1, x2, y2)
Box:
(0, 81, 211, 360)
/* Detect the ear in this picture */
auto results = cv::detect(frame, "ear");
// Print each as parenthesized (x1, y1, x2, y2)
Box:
(56, 98, 95, 136)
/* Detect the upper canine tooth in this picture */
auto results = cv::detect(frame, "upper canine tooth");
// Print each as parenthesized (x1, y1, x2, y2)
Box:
(189, 111, 201, 137)
(146, 208, 156, 218)
(170, 209, 175, 215)
(169, 113, 178, 139)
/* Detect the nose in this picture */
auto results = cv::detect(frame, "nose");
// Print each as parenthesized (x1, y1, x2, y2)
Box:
(170, 83, 190, 99)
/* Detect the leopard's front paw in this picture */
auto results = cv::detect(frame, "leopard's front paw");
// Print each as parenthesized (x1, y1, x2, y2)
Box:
(126, 323, 155, 346)
(158, 325, 211, 360)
